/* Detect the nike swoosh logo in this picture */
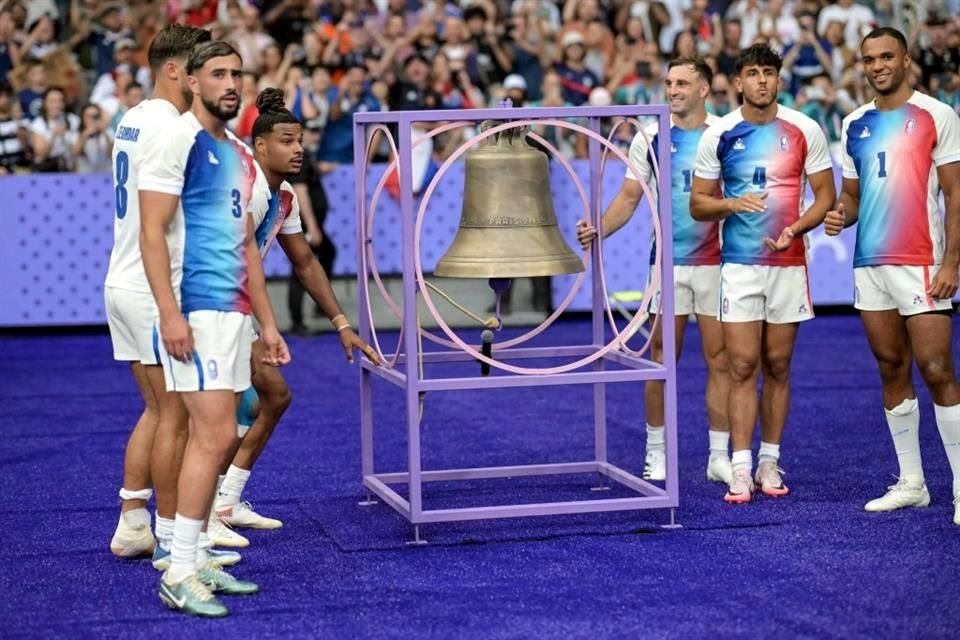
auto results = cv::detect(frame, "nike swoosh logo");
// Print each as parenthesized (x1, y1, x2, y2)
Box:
(162, 584, 187, 608)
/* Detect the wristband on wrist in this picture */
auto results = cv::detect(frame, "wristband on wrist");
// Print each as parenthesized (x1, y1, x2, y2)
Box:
(331, 313, 351, 331)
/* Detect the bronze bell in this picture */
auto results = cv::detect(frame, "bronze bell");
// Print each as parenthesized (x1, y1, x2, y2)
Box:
(433, 122, 585, 278)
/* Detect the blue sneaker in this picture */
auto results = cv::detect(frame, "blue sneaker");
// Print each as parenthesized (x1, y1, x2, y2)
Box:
(153, 546, 242, 571)
(159, 573, 228, 618)
(198, 562, 260, 596)
(152, 545, 171, 571)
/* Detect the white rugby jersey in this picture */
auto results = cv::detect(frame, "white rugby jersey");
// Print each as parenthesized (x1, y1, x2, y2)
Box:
(104, 99, 182, 293)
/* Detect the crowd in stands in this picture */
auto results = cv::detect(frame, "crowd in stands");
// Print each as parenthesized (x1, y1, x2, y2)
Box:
(1, 0, 959, 174)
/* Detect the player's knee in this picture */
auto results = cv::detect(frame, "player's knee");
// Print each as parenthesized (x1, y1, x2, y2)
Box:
(707, 349, 729, 375)
(194, 424, 238, 455)
(917, 355, 956, 390)
(263, 383, 292, 415)
(762, 356, 791, 384)
(728, 355, 759, 382)
(876, 353, 911, 382)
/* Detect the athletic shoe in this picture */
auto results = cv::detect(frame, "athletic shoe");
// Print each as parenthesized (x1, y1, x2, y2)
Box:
(954, 494, 960, 526)
(724, 468, 754, 504)
(152, 546, 242, 571)
(642, 449, 666, 481)
(754, 462, 789, 497)
(110, 515, 156, 558)
(863, 478, 930, 512)
(159, 573, 228, 618)
(216, 501, 283, 530)
(208, 513, 249, 548)
(706, 456, 733, 484)
(198, 561, 259, 596)
(208, 548, 242, 567)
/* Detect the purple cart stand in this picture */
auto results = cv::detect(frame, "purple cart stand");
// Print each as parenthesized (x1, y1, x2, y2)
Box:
(352, 105, 676, 543)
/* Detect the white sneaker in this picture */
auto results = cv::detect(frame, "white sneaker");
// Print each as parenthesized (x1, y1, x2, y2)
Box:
(216, 501, 283, 530)
(864, 478, 930, 512)
(642, 449, 666, 481)
(953, 494, 960, 526)
(207, 512, 250, 548)
(110, 513, 156, 557)
(706, 456, 733, 484)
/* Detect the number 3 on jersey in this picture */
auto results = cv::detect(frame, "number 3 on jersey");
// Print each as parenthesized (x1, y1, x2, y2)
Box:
(115, 151, 129, 219)
(231, 188, 242, 218)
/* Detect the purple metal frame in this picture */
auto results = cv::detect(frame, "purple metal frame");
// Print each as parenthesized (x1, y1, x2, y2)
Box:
(352, 105, 676, 530)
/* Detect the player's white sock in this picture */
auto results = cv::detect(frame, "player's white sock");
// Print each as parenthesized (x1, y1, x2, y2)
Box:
(168, 514, 203, 583)
(731, 449, 752, 473)
(218, 465, 251, 508)
(758, 441, 780, 466)
(886, 397, 923, 484)
(196, 531, 211, 569)
(155, 513, 174, 552)
(646, 424, 665, 453)
(934, 403, 960, 495)
(708, 429, 730, 459)
(217, 474, 226, 493)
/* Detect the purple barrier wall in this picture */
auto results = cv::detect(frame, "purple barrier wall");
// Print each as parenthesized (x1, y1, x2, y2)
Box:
(0, 164, 932, 328)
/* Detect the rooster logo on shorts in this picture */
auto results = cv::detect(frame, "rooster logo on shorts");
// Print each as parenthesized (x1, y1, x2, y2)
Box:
(722, 298, 729, 314)
(207, 359, 219, 380)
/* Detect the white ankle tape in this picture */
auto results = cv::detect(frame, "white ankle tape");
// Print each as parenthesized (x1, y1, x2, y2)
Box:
(887, 397, 919, 417)
(119, 487, 153, 501)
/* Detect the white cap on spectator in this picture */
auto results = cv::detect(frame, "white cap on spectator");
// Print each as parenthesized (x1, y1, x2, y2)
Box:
(629, 3, 646, 19)
(588, 87, 612, 106)
(115, 38, 137, 51)
(503, 74, 527, 91)
(562, 32, 585, 49)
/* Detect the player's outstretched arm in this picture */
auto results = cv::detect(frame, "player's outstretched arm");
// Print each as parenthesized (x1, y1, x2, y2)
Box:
(277, 232, 382, 365)
(689, 176, 766, 221)
(245, 214, 291, 367)
(140, 191, 192, 363)
(929, 161, 960, 299)
(576, 179, 644, 248)
(824, 178, 860, 236)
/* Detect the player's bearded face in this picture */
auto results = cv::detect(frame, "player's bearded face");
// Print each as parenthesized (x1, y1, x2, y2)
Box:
(196, 56, 243, 120)
(737, 65, 778, 108)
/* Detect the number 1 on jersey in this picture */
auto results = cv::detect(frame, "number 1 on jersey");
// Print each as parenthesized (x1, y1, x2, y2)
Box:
(682, 169, 692, 193)
(752, 166, 767, 189)
(877, 151, 887, 178)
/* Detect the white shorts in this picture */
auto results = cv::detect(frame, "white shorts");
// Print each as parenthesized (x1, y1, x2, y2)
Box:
(854, 265, 955, 316)
(650, 265, 721, 317)
(720, 264, 814, 324)
(104, 287, 160, 365)
(157, 310, 253, 393)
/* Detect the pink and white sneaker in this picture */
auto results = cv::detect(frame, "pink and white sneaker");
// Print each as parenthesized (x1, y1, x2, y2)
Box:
(724, 468, 754, 504)
(755, 462, 789, 497)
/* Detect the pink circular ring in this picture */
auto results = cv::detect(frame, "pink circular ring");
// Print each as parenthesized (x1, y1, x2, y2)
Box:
(412, 118, 663, 375)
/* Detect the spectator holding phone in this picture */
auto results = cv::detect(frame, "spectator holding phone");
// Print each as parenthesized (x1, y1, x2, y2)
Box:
(72, 102, 110, 173)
